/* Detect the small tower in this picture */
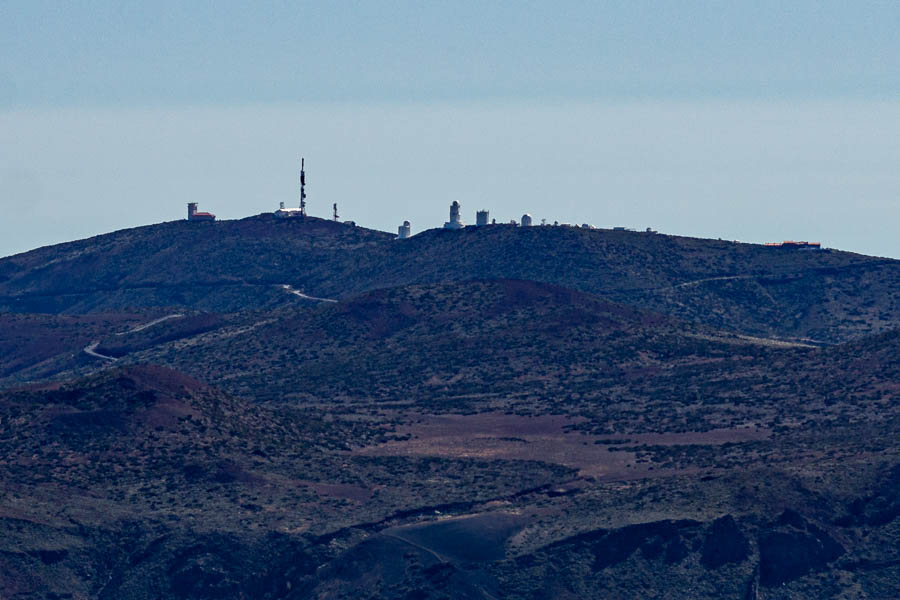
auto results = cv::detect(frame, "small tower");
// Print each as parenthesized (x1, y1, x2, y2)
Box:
(398, 220, 411, 239)
(299, 157, 307, 217)
(521, 213, 533, 227)
(476, 210, 489, 226)
(443, 201, 464, 230)
(333, 203, 339, 221)
(187, 202, 197, 220)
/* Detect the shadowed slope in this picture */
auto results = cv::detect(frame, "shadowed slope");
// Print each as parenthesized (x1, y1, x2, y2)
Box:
(0, 215, 391, 314)
(127, 279, 732, 407)
(2, 217, 900, 341)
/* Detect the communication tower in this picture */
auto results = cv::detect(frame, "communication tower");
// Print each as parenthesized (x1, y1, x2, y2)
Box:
(299, 158, 307, 217)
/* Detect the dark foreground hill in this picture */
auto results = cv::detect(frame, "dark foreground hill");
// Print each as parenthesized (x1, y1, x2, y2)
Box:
(0, 365, 574, 599)
(2, 216, 899, 598)
(2, 279, 899, 598)
(2, 215, 900, 342)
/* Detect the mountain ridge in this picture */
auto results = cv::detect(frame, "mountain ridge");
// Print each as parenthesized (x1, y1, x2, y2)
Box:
(2, 217, 900, 598)
(2, 215, 900, 343)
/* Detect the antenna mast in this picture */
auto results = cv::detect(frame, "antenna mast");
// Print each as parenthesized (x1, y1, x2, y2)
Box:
(333, 203, 339, 221)
(299, 157, 307, 217)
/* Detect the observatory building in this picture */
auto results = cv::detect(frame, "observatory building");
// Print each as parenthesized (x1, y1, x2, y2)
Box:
(444, 201, 465, 230)
(521, 214, 533, 227)
(187, 203, 215, 222)
(476, 210, 489, 226)
(398, 220, 411, 239)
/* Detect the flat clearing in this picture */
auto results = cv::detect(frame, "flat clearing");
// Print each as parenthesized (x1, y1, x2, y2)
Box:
(356, 412, 769, 479)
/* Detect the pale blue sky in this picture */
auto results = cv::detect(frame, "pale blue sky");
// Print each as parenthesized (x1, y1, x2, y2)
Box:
(1, 2, 899, 258)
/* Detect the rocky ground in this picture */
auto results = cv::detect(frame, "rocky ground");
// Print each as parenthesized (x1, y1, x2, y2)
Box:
(1, 221, 898, 598)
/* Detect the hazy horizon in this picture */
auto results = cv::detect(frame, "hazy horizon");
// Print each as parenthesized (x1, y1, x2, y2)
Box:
(2, 2, 899, 259)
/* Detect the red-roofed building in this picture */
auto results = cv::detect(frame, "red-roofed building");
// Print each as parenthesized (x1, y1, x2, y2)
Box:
(187, 202, 216, 222)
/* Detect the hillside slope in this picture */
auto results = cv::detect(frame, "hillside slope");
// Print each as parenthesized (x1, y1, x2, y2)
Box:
(2, 216, 900, 342)
(98, 280, 895, 452)
(109, 279, 799, 427)
(2, 284, 899, 598)
(0, 365, 576, 599)
(0, 215, 392, 314)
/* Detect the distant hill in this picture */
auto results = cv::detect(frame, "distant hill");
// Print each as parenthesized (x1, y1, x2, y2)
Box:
(368, 225, 900, 343)
(95, 279, 895, 448)
(3, 216, 900, 598)
(2, 215, 900, 342)
(0, 215, 392, 314)
(118, 279, 775, 411)
(7, 278, 896, 438)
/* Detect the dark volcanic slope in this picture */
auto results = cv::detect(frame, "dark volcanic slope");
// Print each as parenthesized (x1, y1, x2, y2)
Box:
(3, 288, 900, 598)
(115, 280, 896, 444)
(380, 225, 900, 343)
(0, 310, 236, 389)
(0, 311, 155, 383)
(0, 215, 393, 314)
(0, 365, 575, 599)
(2, 216, 900, 342)
(122, 280, 770, 417)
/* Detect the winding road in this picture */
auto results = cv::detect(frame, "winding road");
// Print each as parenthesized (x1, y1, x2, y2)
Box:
(83, 341, 117, 362)
(83, 312, 186, 361)
(115, 313, 184, 335)
(280, 284, 338, 303)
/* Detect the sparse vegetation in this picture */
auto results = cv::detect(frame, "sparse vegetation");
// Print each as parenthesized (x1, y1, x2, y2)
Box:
(0, 222, 898, 598)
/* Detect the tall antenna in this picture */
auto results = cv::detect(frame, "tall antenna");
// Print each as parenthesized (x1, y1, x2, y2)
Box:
(333, 203, 339, 221)
(299, 157, 307, 217)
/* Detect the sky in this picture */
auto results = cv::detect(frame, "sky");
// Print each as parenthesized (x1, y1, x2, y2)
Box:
(1, 1, 899, 258)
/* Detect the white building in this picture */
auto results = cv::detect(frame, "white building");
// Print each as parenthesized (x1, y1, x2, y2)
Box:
(274, 201, 303, 219)
(444, 201, 465, 229)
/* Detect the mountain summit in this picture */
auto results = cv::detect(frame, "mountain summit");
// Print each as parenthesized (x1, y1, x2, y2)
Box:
(2, 215, 899, 342)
